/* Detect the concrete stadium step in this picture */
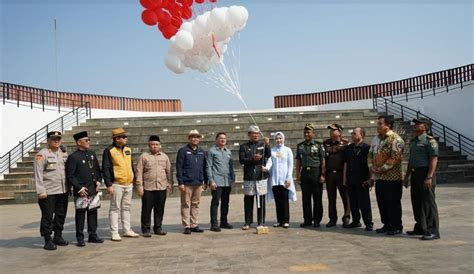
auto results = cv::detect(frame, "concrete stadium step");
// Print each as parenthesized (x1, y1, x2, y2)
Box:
(2, 108, 472, 204)
(83, 110, 378, 126)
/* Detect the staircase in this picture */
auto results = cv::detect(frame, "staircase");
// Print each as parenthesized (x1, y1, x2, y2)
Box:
(1, 109, 472, 204)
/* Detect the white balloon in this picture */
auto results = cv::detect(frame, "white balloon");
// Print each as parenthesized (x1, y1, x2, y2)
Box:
(240, 6, 249, 23)
(165, 54, 184, 74)
(175, 30, 194, 51)
(227, 6, 245, 27)
(210, 7, 228, 27)
(169, 36, 185, 56)
(180, 22, 193, 34)
(193, 14, 209, 36)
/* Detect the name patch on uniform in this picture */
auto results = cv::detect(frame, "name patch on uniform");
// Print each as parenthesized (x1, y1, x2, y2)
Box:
(186, 151, 192, 154)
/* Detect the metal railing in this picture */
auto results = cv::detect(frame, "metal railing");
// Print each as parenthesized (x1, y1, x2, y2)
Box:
(1, 82, 182, 112)
(375, 97, 473, 157)
(274, 64, 473, 108)
(0, 103, 91, 175)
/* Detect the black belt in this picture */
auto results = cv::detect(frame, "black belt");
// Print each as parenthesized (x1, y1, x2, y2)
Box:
(303, 166, 319, 171)
(328, 169, 343, 173)
(411, 167, 429, 172)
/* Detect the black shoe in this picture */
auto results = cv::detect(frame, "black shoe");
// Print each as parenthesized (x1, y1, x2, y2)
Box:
(184, 227, 191, 234)
(88, 236, 104, 243)
(190, 227, 204, 233)
(406, 230, 424, 236)
(345, 222, 362, 228)
(300, 222, 312, 228)
(220, 223, 234, 229)
(52, 236, 69, 246)
(43, 239, 57, 251)
(210, 226, 221, 232)
(365, 224, 374, 231)
(142, 231, 152, 238)
(154, 229, 167, 236)
(376, 227, 387, 233)
(421, 234, 440, 241)
(386, 229, 402, 236)
(76, 240, 86, 247)
(326, 222, 336, 228)
(313, 223, 320, 228)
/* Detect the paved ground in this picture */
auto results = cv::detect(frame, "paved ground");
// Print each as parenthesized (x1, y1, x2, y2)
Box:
(0, 183, 473, 273)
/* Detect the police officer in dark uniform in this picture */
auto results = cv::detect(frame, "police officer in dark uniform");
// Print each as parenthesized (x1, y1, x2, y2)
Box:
(296, 123, 326, 228)
(323, 123, 351, 227)
(66, 131, 104, 246)
(404, 118, 440, 240)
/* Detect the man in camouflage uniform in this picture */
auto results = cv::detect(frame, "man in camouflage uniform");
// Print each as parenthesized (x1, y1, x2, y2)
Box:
(404, 118, 440, 240)
(296, 123, 326, 228)
(368, 115, 405, 236)
(34, 131, 69, 250)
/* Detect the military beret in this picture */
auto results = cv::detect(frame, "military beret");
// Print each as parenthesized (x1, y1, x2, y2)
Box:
(73, 131, 88, 141)
(327, 123, 343, 131)
(149, 135, 161, 142)
(304, 123, 315, 131)
(47, 131, 62, 139)
(413, 118, 432, 128)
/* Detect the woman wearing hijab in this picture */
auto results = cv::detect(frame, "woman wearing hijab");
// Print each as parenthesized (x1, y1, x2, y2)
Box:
(263, 131, 297, 228)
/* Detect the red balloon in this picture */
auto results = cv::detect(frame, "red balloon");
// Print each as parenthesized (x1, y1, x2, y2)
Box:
(159, 24, 178, 39)
(183, 0, 193, 7)
(141, 9, 158, 26)
(181, 7, 192, 20)
(171, 16, 183, 28)
(140, 0, 160, 10)
(155, 9, 171, 25)
(195, 0, 204, 3)
(209, 0, 217, 2)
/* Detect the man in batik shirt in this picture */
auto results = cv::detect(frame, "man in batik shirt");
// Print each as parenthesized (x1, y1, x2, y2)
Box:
(368, 115, 405, 236)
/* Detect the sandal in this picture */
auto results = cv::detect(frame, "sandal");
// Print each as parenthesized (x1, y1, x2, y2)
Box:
(241, 225, 250, 230)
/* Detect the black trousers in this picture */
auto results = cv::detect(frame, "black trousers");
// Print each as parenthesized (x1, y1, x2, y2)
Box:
(300, 168, 323, 225)
(272, 185, 289, 224)
(210, 186, 231, 226)
(326, 171, 351, 224)
(375, 180, 403, 231)
(348, 184, 373, 226)
(410, 168, 440, 237)
(141, 189, 167, 233)
(38, 193, 69, 238)
(244, 195, 265, 226)
(75, 208, 98, 241)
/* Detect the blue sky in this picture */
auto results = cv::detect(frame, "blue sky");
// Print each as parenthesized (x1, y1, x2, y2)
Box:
(1, 0, 472, 111)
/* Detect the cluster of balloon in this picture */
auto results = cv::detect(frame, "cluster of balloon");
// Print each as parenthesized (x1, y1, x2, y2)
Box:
(140, 0, 248, 74)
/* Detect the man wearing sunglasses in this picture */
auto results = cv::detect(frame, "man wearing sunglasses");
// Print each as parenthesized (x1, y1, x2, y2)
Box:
(102, 128, 139, 241)
(66, 131, 103, 247)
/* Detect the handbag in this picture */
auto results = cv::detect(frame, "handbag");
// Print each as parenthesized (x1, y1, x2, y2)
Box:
(75, 194, 101, 210)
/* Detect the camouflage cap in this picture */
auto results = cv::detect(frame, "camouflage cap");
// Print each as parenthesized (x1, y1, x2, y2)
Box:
(304, 123, 315, 131)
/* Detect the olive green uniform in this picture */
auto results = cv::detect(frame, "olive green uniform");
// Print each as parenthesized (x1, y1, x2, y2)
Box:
(408, 132, 440, 237)
(296, 140, 325, 225)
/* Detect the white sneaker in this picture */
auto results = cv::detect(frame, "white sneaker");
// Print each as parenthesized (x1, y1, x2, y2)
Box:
(122, 231, 139, 238)
(111, 234, 122, 241)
